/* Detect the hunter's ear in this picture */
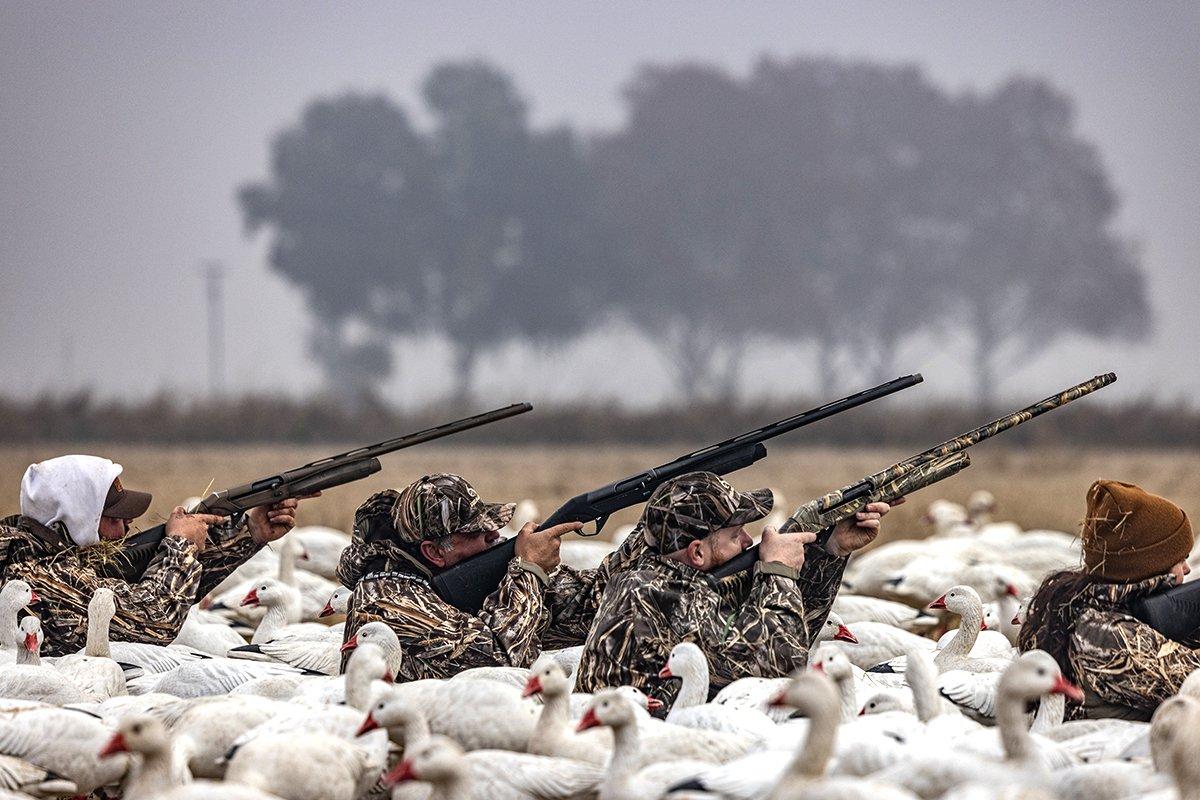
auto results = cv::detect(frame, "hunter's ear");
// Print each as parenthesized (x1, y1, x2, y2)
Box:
(419, 540, 447, 568)
(685, 540, 706, 569)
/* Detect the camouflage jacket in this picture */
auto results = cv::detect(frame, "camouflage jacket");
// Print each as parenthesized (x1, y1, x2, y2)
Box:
(1069, 574, 1200, 721)
(0, 514, 261, 657)
(573, 544, 848, 708)
(338, 532, 647, 680)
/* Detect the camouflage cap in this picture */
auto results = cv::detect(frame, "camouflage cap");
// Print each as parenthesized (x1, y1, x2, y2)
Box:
(390, 473, 515, 544)
(642, 471, 773, 554)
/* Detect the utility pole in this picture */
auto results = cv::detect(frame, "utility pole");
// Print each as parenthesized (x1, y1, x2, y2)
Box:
(202, 261, 226, 399)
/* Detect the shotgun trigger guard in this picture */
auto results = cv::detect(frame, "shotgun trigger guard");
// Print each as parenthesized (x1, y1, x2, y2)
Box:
(579, 515, 609, 538)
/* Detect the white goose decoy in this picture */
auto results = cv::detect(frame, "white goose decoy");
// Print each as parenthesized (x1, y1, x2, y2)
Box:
(0, 705, 130, 794)
(0, 582, 37, 660)
(165, 694, 297, 779)
(0, 618, 92, 704)
(576, 689, 713, 800)
(105, 641, 211, 676)
(241, 579, 302, 644)
(98, 713, 191, 800)
(287, 526, 351, 580)
(523, 659, 609, 765)
(52, 588, 127, 700)
(829, 618, 935, 671)
(383, 676, 541, 753)
(872, 651, 1085, 798)
(171, 605, 246, 657)
(385, 732, 604, 800)
(0, 751, 77, 796)
(125, 657, 304, 699)
(659, 642, 776, 740)
(674, 672, 919, 800)
(288, 621, 403, 706)
(833, 594, 938, 631)
(929, 586, 1013, 673)
(225, 731, 373, 800)
(227, 643, 393, 800)
(138, 783, 285, 800)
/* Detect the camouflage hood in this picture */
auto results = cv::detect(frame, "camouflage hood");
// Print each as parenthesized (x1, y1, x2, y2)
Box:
(1073, 572, 1178, 612)
(337, 489, 428, 589)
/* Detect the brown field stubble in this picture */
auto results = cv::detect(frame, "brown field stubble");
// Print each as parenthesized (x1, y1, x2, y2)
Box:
(2, 445, 1197, 549)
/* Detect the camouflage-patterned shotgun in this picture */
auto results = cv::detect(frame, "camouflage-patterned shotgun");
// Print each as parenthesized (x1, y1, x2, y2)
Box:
(712, 373, 1117, 580)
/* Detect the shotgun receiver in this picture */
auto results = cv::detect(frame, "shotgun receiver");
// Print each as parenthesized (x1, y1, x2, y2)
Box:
(712, 373, 1117, 580)
(100, 404, 533, 581)
(432, 375, 924, 612)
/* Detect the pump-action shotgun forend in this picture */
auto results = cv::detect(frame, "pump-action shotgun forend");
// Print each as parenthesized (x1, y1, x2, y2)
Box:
(102, 403, 534, 582)
(712, 373, 1117, 580)
(433, 374, 925, 612)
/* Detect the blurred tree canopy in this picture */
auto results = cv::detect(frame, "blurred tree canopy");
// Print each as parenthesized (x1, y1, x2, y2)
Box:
(240, 58, 1147, 403)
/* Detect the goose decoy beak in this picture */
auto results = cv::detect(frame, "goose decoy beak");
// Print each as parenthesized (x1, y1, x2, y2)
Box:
(833, 624, 858, 643)
(1051, 675, 1085, 702)
(383, 759, 417, 787)
(355, 714, 379, 737)
(522, 676, 543, 698)
(98, 733, 128, 758)
(576, 708, 601, 732)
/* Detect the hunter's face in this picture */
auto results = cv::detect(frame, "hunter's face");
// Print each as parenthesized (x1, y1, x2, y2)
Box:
(98, 515, 131, 542)
(440, 528, 503, 567)
(703, 524, 753, 569)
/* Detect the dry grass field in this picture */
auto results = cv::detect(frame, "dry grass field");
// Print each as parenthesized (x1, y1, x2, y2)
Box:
(1, 444, 1197, 548)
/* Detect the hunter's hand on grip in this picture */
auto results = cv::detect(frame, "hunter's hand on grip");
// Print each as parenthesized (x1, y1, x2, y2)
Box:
(758, 525, 816, 571)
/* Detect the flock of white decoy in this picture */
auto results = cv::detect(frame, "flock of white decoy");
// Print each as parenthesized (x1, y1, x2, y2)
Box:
(0, 490, 1197, 800)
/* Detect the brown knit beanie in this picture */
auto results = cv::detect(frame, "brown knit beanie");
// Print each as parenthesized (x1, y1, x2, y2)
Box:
(1082, 480, 1193, 581)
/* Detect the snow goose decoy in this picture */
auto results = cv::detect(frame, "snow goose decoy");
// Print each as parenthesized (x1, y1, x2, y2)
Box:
(929, 586, 1013, 673)
(52, 587, 127, 700)
(99, 713, 191, 800)
(659, 642, 776, 739)
(576, 690, 713, 800)
(0, 581, 37, 659)
(384, 732, 604, 800)
(0, 618, 92, 704)
(0, 705, 129, 794)
(523, 658, 609, 765)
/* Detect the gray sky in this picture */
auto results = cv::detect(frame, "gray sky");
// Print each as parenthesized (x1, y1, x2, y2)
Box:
(2, 2, 1197, 408)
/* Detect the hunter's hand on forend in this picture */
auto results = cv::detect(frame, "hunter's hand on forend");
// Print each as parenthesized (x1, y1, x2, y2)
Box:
(827, 500, 897, 557)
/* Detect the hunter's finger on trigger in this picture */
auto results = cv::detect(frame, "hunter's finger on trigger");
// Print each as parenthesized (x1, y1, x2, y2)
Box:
(548, 521, 585, 538)
(191, 513, 228, 525)
(798, 529, 818, 544)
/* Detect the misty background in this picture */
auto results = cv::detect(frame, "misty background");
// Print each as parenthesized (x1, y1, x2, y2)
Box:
(2, 2, 1198, 414)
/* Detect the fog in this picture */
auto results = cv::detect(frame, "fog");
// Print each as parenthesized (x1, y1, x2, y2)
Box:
(2, 2, 1197, 408)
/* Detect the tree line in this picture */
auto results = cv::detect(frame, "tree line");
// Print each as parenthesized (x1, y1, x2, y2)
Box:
(3, 392, 1195, 448)
(239, 57, 1148, 403)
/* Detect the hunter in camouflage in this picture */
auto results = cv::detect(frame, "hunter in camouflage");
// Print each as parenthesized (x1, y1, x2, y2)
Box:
(1021, 479, 1197, 720)
(573, 471, 895, 708)
(2, 454, 298, 656)
(337, 473, 647, 680)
